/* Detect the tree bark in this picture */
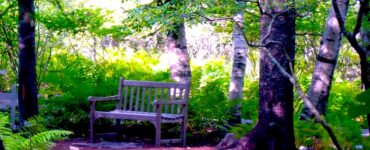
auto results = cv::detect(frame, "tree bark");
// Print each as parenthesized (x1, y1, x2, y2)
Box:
(228, 0, 247, 125)
(18, 0, 38, 120)
(0, 139, 4, 150)
(360, 0, 370, 134)
(166, 22, 191, 84)
(236, 1, 296, 149)
(301, 0, 349, 119)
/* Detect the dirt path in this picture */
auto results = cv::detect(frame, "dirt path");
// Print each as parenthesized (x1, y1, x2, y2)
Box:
(52, 138, 215, 150)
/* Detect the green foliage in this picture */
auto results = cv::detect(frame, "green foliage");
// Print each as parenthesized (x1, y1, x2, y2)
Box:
(39, 94, 89, 135)
(37, 7, 106, 34)
(294, 81, 368, 149)
(188, 59, 233, 134)
(0, 113, 72, 150)
(1, 0, 368, 147)
(241, 80, 259, 120)
(348, 89, 370, 118)
(229, 124, 255, 139)
(294, 114, 366, 149)
(296, 0, 329, 35)
(39, 50, 170, 135)
(294, 116, 330, 149)
(327, 81, 361, 118)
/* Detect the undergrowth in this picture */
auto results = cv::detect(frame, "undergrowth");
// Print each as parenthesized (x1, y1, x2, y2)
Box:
(0, 113, 72, 150)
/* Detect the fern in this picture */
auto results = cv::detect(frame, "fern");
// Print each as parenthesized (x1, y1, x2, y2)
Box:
(0, 113, 73, 150)
(20, 130, 73, 150)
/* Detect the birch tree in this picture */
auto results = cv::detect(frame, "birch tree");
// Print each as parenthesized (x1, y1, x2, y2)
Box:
(301, 0, 349, 119)
(166, 22, 191, 84)
(228, 0, 247, 125)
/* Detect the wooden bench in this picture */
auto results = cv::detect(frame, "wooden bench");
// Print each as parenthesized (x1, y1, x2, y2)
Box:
(88, 78, 190, 147)
(0, 70, 18, 130)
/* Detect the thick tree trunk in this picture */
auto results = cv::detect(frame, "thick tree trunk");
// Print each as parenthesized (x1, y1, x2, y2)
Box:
(301, 0, 349, 119)
(228, 0, 247, 125)
(166, 22, 191, 84)
(235, 1, 296, 149)
(18, 0, 38, 120)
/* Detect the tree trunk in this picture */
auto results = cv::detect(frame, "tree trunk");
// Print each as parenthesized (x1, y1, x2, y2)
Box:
(360, 1, 370, 134)
(0, 139, 4, 150)
(237, 1, 296, 149)
(166, 22, 191, 84)
(301, 0, 349, 119)
(228, 0, 247, 125)
(18, 0, 38, 121)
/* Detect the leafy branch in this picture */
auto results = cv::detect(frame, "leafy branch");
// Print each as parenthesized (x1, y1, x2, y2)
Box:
(332, 0, 369, 88)
(0, 1, 16, 18)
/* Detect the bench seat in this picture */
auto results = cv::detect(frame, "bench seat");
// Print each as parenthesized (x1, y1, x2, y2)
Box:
(95, 110, 184, 123)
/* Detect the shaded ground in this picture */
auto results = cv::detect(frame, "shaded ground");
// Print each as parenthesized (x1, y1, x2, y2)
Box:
(52, 138, 215, 150)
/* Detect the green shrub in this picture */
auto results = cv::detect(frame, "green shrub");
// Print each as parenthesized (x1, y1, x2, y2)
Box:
(294, 81, 368, 149)
(188, 59, 234, 138)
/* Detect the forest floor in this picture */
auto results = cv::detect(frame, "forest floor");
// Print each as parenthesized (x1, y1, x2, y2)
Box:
(52, 138, 215, 150)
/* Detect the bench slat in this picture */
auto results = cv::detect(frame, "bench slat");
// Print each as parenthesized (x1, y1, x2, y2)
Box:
(117, 79, 123, 110)
(129, 86, 134, 111)
(153, 88, 158, 112)
(147, 88, 151, 112)
(178, 88, 184, 114)
(160, 139, 182, 144)
(171, 88, 176, 114)
(123, 86, 128, 110)
(141, 87, 146, 112)
(135, 86, 140, 111)
(165, 88, 170, 113)
(160, 87, 164, 112)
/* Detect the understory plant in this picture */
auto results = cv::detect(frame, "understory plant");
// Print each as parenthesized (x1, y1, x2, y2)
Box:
(294, 81, 368, 149)
(0, 113, 72, 150)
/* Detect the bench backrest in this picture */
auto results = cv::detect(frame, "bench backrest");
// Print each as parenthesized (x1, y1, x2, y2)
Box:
(117, 78, 190, 114)
(0, 85, 17, 108)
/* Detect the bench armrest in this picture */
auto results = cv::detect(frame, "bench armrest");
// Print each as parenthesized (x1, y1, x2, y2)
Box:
(154, 100, 187, 105)
(88, 95, 119, 102)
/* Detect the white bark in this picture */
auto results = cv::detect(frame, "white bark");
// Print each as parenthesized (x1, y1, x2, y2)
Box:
(166, 23, 191, 84)
(301, 0, 349, 119)
(228, 1, 247, 124)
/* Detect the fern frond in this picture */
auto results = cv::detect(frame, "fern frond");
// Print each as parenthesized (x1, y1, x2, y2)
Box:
(21, 130, 73, 149)
(3, 133, 26, 150)
(20, 116, 49, 136)
(21, 130, 73, 150)
(0, 113, 12, 137)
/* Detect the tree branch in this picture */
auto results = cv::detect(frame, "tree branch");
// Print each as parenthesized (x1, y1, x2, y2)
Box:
(194, 12, 233, 22)
(295, 32, 322, 36)
(332, 0, 370, 88)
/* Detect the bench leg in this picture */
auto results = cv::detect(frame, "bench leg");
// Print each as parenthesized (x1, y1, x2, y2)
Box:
(90, 116, 95, 143)
(115, 119, 121, 141)
(155, 122, 161, 147)
(181, 119, 187, 147)
(11, 105, 16, 131)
